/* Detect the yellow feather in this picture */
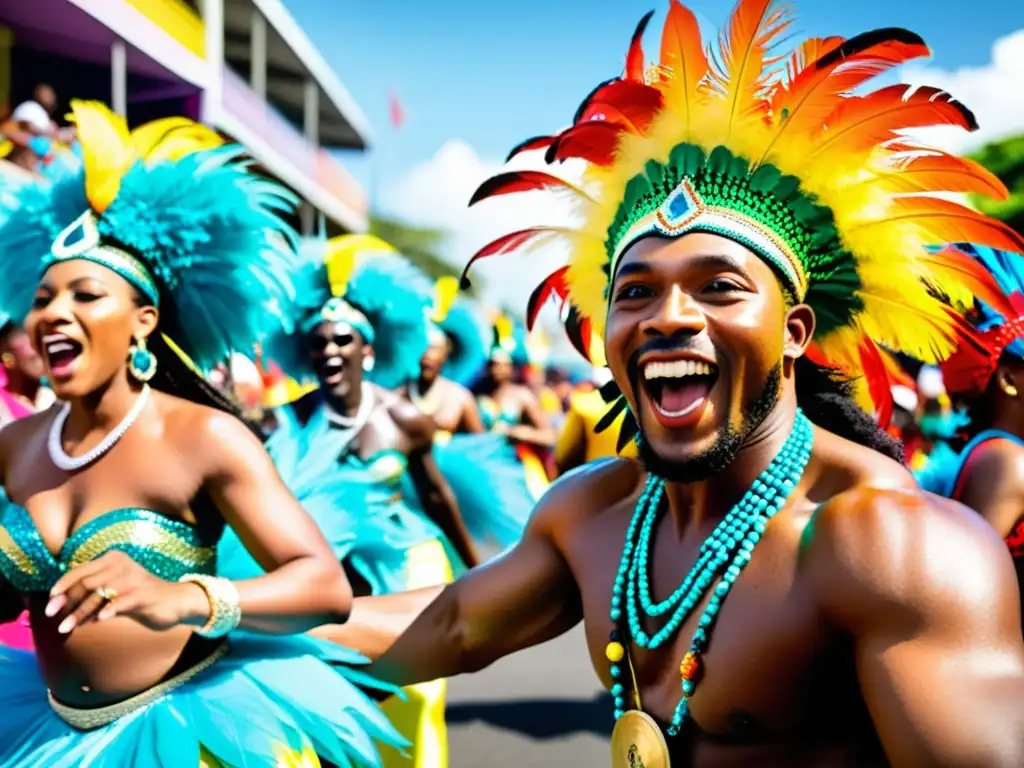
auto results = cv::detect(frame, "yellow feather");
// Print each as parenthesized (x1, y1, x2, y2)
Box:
(431, 275, 460, 323)
(130, 117, 224, 164)
(68, 100, 132, 214)
(324, 234, 397, 297)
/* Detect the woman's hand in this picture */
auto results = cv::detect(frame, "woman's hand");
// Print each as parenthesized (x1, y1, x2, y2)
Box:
(45, 551, 209, 635)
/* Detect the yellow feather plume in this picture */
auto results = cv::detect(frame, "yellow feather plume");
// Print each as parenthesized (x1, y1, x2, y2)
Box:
(68, 100, 133, 213)
(431, 275, 460, 323)
(323, 234, 397, 297)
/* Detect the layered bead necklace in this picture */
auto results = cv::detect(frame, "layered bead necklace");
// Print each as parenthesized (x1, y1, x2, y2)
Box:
(606, 409, 813, 742)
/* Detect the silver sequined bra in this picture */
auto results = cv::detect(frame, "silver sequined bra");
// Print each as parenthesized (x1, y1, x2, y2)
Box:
(0, 500, 217, 593)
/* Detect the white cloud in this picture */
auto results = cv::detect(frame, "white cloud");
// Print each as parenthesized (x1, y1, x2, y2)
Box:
(900, 29, 1024, 154)
(383, 139, 588, 357)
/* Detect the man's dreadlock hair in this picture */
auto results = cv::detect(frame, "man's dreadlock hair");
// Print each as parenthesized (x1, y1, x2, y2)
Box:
(794, 356, 905, 464)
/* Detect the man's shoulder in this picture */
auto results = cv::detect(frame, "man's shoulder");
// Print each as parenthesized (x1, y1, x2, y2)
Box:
(802, 481, 1014, 630)
(529, 457, 642, 535)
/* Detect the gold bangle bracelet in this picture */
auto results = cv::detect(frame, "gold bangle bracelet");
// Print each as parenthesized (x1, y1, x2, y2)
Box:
(179, 574, 241, 638)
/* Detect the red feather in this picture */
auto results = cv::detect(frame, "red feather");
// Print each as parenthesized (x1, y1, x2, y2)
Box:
(506, 135, 555, 162)
(857, 338, 895, 428)
(469, 171, 595, 207)
(624, 11, 655, 82)
(460, 228, 573, 289)
(546, 121, 624, 165)
(526, 267, 570, 330)
(575, 80, 664, 133)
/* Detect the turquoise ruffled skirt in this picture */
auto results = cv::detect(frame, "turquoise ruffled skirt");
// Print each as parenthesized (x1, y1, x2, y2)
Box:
(0, 633, 403, 767)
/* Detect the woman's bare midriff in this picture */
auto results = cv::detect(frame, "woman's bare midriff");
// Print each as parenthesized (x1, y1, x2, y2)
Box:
(28, 595, 220, 707)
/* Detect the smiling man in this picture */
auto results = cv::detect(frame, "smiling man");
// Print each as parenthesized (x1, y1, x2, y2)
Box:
(325, 2, 1024, 765)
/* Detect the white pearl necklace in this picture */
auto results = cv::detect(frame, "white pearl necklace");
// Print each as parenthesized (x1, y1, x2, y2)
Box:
(48, 385, 151, 472)
(323, 382, 376, 456)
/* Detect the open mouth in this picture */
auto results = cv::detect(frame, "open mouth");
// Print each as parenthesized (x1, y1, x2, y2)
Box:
(41, 333, 83, 380)
(319, 357, 345, 385)
(642, 358, 719, 428)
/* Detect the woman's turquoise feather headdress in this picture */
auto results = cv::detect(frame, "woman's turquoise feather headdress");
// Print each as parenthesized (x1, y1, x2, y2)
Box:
(0, 102, 299, 372)
(427, 276, 488, 387)
(265, 234, 434, 391)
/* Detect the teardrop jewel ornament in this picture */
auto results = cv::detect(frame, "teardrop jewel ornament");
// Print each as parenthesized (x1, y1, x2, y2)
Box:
(47, 384, 152, 472)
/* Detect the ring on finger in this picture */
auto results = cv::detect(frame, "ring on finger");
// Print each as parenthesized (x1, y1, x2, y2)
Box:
(95, 587, 118, 602)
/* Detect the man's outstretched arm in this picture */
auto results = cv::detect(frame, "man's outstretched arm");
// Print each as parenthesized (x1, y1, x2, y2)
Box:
(807, 487, 1024, 767)
(320, 472, 589, 685)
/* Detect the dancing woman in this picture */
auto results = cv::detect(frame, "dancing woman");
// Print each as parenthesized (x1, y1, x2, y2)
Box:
(406, 280, 535, 552)
(218, 234, 477, 768)
(916, 244, 1024, 616)
(0, 102, 399, 767)
(474, 314, 555, 500)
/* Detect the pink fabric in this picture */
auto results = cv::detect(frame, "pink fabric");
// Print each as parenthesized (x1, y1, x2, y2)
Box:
(0, 368, 34, 649)
(0, 614, 33, 651)
(0, 368, 32, 421)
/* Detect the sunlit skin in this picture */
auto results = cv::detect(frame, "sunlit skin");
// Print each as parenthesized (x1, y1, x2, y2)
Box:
(326, 232, 1024, 766)
(0, 259, 354, 707)
(405, 337, 485, 435)
(0, 325, 47, 422)
(293, 319, 481, 571)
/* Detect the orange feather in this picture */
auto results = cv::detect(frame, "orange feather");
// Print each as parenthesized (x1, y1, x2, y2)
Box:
(660, 0, 710, 131)
(706, 0, 794, 135)
(762, 30, 929, 163)
(926, 245, 1018, 318)
(812, 85, 976, 159)
(869, 152, 1007, 200)
(849, 196, 1024, 255)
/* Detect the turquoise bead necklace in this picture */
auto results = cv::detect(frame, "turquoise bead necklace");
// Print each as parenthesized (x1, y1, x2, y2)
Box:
(605, 409, 814, 736)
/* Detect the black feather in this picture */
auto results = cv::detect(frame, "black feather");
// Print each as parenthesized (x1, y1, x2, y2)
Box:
(595, 396, 628, 433)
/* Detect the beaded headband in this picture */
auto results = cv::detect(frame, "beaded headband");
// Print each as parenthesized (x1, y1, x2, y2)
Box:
(48, 211, 161, 305)
(310, 297, 376, 346)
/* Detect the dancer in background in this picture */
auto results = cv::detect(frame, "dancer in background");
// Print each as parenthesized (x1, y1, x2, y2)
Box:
(406, 278, 536, 554)
(474, 313, 555, 500)
(219, 234, 473, 768)
(917, 244, 1024, 616)
(407, 276, 487, 435)
(554, 367, 639, 476)
(0, 102, 399, 767)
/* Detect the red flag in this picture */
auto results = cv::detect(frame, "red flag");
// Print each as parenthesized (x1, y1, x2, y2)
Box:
(388, 91, 405, 129)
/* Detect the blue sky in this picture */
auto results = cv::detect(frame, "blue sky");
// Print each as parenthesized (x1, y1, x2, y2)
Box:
(287, 0, 1023, 203)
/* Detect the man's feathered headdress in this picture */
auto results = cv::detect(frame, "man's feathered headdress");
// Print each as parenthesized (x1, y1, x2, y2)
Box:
(462, 0, 1019, 430)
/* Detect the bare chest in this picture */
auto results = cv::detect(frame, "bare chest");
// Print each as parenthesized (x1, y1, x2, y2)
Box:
(6, 420, 204, 552)
(562, 502, 856, 744)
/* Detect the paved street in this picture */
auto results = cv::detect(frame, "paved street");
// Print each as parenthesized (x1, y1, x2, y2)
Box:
(447, 626, 612, 767)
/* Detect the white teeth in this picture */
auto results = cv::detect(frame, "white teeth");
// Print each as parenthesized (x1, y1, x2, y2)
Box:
(41, 333, 69, 345)
(643, 360, 714, 380)
(46, 342, 74, 355)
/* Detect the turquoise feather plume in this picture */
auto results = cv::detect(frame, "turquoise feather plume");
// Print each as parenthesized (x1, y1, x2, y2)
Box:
(0, 145, 300, 372)
(439, 300, 488, 387)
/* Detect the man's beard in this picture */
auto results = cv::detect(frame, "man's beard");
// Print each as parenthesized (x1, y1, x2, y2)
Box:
(636, 363, 782, 484)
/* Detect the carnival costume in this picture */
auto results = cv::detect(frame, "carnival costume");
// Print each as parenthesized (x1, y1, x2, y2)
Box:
(916, 243, 1024, 558)
(217, 234, 454, 768)
(410, 279, 535, 550)
(461, 2, 1019, 764)
(0, 102, 401, 768)
(477, 313, 551, 499)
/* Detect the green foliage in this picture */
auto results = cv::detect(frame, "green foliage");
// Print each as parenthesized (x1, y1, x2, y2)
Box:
(368, 214, 480, 294)
(969, 134, 1024, 234)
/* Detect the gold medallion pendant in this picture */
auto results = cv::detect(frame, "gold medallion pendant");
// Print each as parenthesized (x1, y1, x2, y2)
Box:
(610, 710, 670, 768)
